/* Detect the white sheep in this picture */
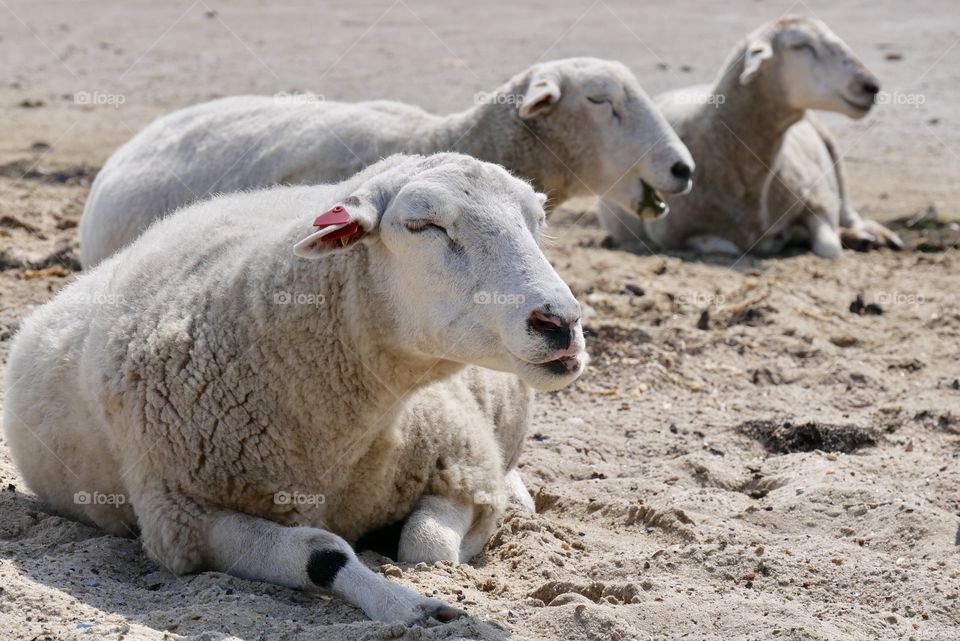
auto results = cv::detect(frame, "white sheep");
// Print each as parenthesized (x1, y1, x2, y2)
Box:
(79, 57, 693, 268)
(3, 153, 587, 624)
(599, 16, 903, 258)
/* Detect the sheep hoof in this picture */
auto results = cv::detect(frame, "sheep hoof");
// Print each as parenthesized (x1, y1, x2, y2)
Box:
(419, 602, 467, 624)
(395, 599, 465, 626)
(839, 227, 875, 252)
(840, 222, 905, 252)
(874, 226, 905, 251)
(378, 589, 466, 626)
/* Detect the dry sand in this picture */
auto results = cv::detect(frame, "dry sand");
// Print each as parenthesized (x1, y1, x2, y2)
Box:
(0, 1, 958, 640)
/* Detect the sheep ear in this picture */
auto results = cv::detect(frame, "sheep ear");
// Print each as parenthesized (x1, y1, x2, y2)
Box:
(293, 196, 380, 259)
(519, 76, 561, 119)
(740, 39, 774, 85)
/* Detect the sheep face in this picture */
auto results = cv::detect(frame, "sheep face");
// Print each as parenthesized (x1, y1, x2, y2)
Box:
(296, 155, 586, 392)
(518, 58, 694, 220)
(740, 17, 880, 119)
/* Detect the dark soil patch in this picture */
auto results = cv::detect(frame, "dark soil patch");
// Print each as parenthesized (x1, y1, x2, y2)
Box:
(887, 208, 960, 252)
(0, 160, 98, 187)
(726, 305, 777, 328)
(0, 246, 81, 272)
(912, 411, 959, 435)
(737, 419, 878, 454)
(585, 323, 653, 362)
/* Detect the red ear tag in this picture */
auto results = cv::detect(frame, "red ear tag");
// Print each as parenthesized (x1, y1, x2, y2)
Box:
(311, 205, 362, 248)
(320, 221, 360, 246)
(312, 205, 351, 228)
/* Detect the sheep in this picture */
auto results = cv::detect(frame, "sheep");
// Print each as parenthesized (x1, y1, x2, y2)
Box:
(79, 56, 694, 268)
(598, 16, 903, 258)
(3, 153, 588, 624)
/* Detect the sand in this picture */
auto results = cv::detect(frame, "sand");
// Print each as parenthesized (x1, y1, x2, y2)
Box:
(0, 1, 958, 640)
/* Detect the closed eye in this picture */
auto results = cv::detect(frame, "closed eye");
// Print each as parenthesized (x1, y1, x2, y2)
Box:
(404, 220, 463, 252)
(587, 96, 621, 122)
(404, 220, 447, 234)
(791, 42, 818, 58)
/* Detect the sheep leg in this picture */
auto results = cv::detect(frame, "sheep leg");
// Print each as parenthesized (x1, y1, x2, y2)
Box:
(205, 512, 463, 624)
(685, 235, 742, 255)
(504, 468, 535, 513)
(805, 212, 842, 258)
(839, 217, 904, 251)
(835, 199, 903, 251)
(397, 495, 475, 564)
(808, 115, 903, 251)
(839, 224, 876, 252)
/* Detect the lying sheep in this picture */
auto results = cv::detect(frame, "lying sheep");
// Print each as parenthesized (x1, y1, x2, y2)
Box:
(79, 57, 693, 268)
(599, 16, 903, 258)
(3, 153, 587, 624)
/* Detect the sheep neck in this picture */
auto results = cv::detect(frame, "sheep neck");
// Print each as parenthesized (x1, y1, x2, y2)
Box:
(421, 82, 577, 206)
(703, 51, 806, 195)
(259, 241, 461, 452)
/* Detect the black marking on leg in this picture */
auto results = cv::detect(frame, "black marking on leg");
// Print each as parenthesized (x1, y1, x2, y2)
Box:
(307, 549, 348, 588)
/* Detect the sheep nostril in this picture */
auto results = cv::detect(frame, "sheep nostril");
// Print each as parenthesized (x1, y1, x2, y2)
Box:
(862, 81, 880, 96)
(670, 161, 692, 181)
(528, 309, 574, 351)
(528, 310, 564, 333)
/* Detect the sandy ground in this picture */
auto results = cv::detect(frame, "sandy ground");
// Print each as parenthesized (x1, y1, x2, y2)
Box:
(0, 1, 959, 640)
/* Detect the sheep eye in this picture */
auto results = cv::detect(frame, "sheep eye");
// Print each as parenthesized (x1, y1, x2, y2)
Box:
(587, 96, 621, 121)
(792, 42, 818, 57)
(404, 220, 447, 235)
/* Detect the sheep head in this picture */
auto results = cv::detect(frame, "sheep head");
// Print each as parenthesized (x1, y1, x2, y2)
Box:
(515, 58, 694, 220)
(740, 16, 880, 119)
(294, 153, 587, 392)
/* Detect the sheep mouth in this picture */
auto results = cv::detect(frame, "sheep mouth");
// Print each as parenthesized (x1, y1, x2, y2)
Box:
(539, 353, 582, 376)
(841, 95, 873, 113)
(513, 349, 585, 377)
(637, 182, 669, 220)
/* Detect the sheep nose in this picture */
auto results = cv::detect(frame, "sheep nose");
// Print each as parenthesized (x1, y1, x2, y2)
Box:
(862, 81, 880, 96)
(528, 309, 576, 351)
(670, 161, 692, 181)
